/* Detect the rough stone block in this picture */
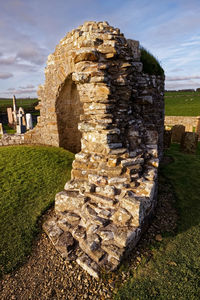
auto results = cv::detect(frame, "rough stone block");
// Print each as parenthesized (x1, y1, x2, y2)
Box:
(55, 191, 86, 213)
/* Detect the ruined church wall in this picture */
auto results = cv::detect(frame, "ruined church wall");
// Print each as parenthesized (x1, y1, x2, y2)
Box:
(39, 22, 165, 277)
(25, 22, 164, 158)
(0, 21, 166, 277)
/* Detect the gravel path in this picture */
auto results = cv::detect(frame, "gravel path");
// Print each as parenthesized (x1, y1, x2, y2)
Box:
(0, 161, 177, 300)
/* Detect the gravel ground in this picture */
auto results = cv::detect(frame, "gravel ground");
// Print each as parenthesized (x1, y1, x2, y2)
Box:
(0, 159, 177, 300)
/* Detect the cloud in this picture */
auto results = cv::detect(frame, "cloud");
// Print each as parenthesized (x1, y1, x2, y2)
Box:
(166, 81, 200, 90)
(0, 72, 13, 79)
(0, 56, 16, 65)
(19, 84, 35, 89)
(16, 46, 47, 65)
(170, 68, 183, 73)
(1, 84, 37, 95)
(181, 40, 200, 47)
(166, 75, 200, 81)
(11, 88, 37, 95)
(0, 0, 200, 94)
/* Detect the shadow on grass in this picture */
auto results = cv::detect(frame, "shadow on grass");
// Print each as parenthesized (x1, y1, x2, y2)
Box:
(161, 142, 200, 233)
(0, 146, 74, 278)
(114, 143, 200, 299)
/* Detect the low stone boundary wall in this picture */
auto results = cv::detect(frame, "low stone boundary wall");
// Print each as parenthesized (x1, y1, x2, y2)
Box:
(165, 116, 198, 132)
(0, 134, 25, 146)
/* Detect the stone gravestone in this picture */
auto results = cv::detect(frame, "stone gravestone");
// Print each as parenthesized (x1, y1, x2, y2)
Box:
(164, 129, 172, 149)
(171, 125, 185, 143)
(18, 107, 26, 126)
(12, 95, 17, 124)
(16, 112, 26, 134)
(180, 132, 198, 154)
(7, 107, 14, 126)
(0, 123, 3, 136)
(26, 113, 33, 130)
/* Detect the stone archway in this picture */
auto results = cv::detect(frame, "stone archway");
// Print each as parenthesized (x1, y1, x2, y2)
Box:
(56, 74, 83, 153)
(26, 21, 165, 278)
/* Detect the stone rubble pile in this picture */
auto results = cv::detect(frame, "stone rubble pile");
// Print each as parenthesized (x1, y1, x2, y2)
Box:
(27, 21, 165, 278)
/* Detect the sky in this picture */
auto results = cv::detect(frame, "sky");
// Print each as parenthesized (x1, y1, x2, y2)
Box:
(0, 0, 200, 98)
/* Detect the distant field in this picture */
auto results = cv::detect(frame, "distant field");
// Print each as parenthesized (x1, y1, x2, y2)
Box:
(1, 92, 200, 117)
(0, 98, 38, 113)
(165, 91, 200, 116)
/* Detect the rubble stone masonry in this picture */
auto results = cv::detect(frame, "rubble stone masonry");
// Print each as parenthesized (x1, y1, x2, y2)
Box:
(0, 134, 25, 146)
(165, 116, 198, 132)
(25, 21, 165, 277)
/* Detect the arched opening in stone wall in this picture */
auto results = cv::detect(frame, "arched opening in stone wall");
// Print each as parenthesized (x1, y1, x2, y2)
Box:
(56, 74, 83, 153)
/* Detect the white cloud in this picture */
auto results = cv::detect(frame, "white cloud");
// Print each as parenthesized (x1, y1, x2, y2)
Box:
(19, 84, 35, 89)
(166, 76, 200, 81)
(0, 56, 16, 65)
(181, 40, 200, 47)
(166, 81, 200, 90)
(1, 84, 36, 96)
(0, 72, 13, 79)
(16, 46, 47, 65)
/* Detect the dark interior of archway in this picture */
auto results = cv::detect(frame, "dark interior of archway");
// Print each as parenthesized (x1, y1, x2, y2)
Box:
(56, 74, 83, 153)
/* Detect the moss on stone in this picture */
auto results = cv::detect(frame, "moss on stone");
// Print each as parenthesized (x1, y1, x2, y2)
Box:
(140, 47, 164, 76)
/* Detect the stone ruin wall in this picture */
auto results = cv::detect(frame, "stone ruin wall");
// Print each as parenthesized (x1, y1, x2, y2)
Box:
(165, 116, 199, 132)
(0, 134, 25, 147)
(25, 21, 164, 278)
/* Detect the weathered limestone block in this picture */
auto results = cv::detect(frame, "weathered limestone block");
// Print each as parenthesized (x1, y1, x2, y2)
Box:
(171, 125, 185, 143)
(55, 190, 86, 213)
(34, 21, 165, 278)
(180, 132, 198, 154)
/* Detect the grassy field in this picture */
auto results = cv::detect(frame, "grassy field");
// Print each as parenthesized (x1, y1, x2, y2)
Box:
(0, 146, 74, 277)
(115, 143, 200, 299)
(1, 92, 200, 116)
(0, 98, 38, 113)
(165, 91, 200, 116)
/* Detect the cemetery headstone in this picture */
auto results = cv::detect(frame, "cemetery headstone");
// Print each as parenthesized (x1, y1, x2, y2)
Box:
(0, 123, 3, 136)
(18, 107, 26, 126)
(164, 129, 172, 149)
(171, 125, 185, 143)
(16, 112, 26, 134)
(180, 132, 198, 154)
(7, 107, 14, 126)
(26, 113, 33, 130)
(12, 95, 17, 124)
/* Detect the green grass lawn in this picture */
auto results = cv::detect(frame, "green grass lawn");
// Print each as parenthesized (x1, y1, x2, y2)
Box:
(165, 91, 200, 116)
(0, 146, 74, 277)
(115, 143, 200, 299)
(2, 124, 16, 134)
(0, 98, 38, 113)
